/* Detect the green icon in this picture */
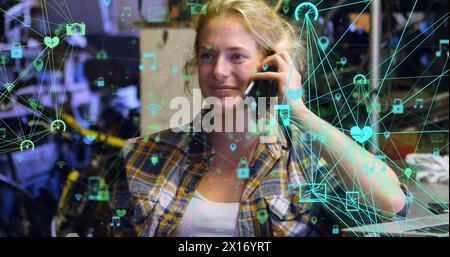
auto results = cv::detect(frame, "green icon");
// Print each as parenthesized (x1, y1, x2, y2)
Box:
(275, 104, 291, 126)
(139, 52, 157, 71)
(51, 119, 66, 132)
(88, 176, 110, 201)
(20, 139, 35, 151)
(350, 126, 373, 143)
(111, 216, 120, 227)
(256, 209, 268, 224)
(172, 65, 178, 74)
(97, 77, 105, 87)
(299, 183, 327, 203)
(33, 58, 44, 71)
(146, 103, 161, 116)
(332, 225, 339, 234)
(335, 93, 342, 101)
(414, 98, 424, 109)
(56, 161, 66, 169)
(116, 209, 127, 217)
(229, 143, 237, 152)
(345, 191, 360, 211)
(353, 74, 368, 86)
(237, 157, 250, 179)
(392, 99, 404, 114)
(294, 2, 319, 21)
(383, 131, 390, 138)
(311, 216, 318, 225)
(96, 49, 108, 60)
(151, 154, 158, 165)
(103, 0, 111, 7)
(262, 63, 269, 71)
(66, 23, 86, 36)
(282, 5, 290, 14)
(404, 168, 412, 179)
(318, 36, 330, 52)
(182, 75, 193, 81)
(4, 83, 14, 92)
(190, 3, 207, 15)
(54, 24, 65, 36)
(287, 88, 302, 100)
(44, 36, 59, 48)
(74, 194, 83, 201)
(0, 53, 6, 64)
(11, 42, 23, 58)
(433, 148, 440, 157)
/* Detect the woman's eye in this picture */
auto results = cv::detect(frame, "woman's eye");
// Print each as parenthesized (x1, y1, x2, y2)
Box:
(200, 53, 214, 61)
(230, 53, 246, 61)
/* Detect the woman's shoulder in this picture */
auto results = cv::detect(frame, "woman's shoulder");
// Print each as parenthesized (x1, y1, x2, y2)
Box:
(122, 127, 191, 159)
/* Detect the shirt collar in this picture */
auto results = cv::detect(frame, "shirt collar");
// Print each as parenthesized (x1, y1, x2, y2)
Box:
(181, 109, 290, 162)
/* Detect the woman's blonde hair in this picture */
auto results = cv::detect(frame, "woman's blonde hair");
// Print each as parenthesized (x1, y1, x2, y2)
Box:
(183, 0, 305, 94)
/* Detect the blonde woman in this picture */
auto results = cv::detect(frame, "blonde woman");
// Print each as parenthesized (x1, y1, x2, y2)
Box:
(112, 0, 408, 237)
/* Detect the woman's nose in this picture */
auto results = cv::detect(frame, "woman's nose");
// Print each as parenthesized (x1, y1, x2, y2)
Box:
(213, 56, 230, 80)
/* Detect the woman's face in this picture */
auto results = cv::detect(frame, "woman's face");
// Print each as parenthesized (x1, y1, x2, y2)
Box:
(197, 16, 264, 106)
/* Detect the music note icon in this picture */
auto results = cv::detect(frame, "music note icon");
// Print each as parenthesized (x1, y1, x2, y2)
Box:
(436, 39, 449, 57)
(414, 98, 424, 109)
(121, 6, 131, 17)
(0, 128, 5, 139)
(139, 52, 157, 71)
(110, 216, 121, 227)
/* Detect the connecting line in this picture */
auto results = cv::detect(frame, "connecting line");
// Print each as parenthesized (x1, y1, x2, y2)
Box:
(414, 56, 449, 153)
(371, 69, 449, 128)
(301, 0, 373, 83)
(0, 7, 45, 38)
(317, 0, 372, 12)
(365, 13, 449, 80)
(306, 20, 359, 125)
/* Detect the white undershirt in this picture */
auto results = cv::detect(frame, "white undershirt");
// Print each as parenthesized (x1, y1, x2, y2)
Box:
(174, 190, 240, 237)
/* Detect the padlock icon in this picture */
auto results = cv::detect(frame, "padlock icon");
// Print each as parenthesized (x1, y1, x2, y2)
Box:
(97, 77, 105, 87)
(392, 99, 404, 114)
(432, 148, 440, 157)
(236, 157, 250, 179)
(11, 43, 23, 59)
(332, 225, 339, 234)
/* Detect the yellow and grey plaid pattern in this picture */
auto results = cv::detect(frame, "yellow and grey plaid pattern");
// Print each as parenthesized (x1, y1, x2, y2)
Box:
(111, 121, 408, 237)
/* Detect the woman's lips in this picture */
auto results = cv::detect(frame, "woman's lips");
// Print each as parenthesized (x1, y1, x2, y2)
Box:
(210, 87, 240, 96)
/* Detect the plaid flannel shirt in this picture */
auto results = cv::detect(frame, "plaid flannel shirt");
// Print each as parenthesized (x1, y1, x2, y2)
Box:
(111, 118, 409, 237)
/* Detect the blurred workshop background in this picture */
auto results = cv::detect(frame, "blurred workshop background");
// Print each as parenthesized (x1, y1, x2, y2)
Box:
(0, 0, 448, 236)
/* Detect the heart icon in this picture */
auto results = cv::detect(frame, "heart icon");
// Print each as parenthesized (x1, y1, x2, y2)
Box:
(350, 126, 373, 143)
(116, 209, 126, 217)
(44, 36, 59, 48)
(287, 88, 302, 100)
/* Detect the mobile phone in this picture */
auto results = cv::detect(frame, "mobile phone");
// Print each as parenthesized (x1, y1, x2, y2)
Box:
(243, 65, 278, 112)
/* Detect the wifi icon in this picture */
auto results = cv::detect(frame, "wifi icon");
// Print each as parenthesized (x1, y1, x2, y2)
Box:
(146, 103, 161, 116)
(56, 161, 66, 169)
(15, 155, 24, 162)
(3, 83, 14, 92)
(74, 194, 83, 202)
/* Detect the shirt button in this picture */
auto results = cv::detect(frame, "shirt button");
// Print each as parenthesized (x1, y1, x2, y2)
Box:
(168, 218, 175, 224)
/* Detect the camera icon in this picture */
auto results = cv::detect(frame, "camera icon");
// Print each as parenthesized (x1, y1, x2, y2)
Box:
(190, 4, 207, 15)
(66, 22, 86, 36)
